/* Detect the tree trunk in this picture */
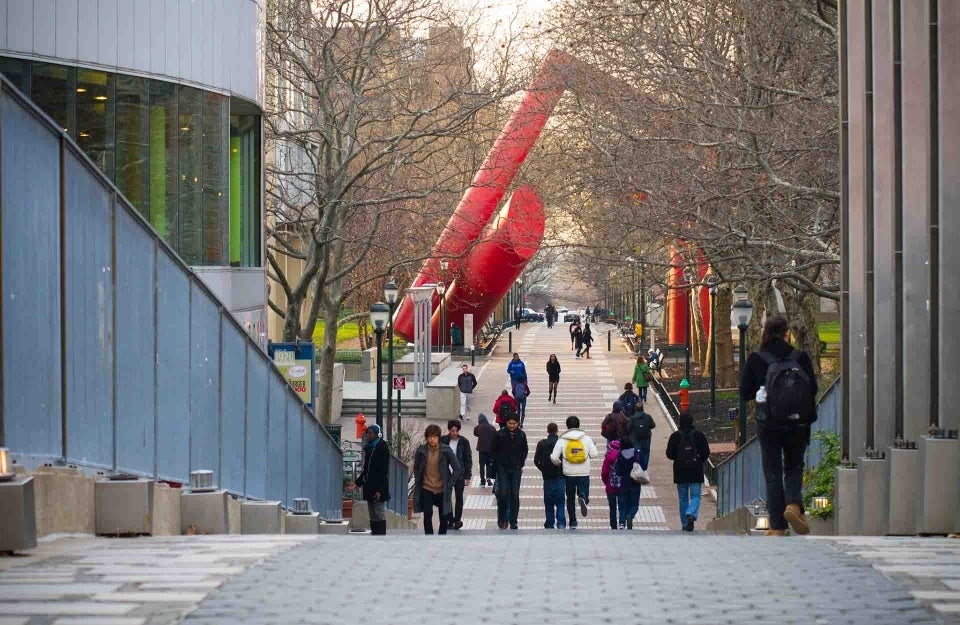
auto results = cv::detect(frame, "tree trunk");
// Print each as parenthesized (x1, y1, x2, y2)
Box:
(315, 282, 343, 425)
(690, 287, 707, 368)
(781, 287, 822, 378)
(715, 287, 738, 387)
(282, 298, 302, 342)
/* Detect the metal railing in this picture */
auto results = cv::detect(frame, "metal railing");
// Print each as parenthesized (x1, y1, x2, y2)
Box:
(714, 379, 841, 517)
(387, 452, 410, 517)
(0, 76, 342, 519)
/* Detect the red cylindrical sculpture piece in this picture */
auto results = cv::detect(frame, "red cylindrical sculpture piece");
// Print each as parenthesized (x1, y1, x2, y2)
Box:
(667, 246, 687, 345)
(697, 248, 711, 337)
(431, 186, 545, 344)
(393, 50, 573, 340)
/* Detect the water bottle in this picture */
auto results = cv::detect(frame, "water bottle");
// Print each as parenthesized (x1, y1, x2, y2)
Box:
(756, 385, 768, 420)
(756, 385, 767, 404)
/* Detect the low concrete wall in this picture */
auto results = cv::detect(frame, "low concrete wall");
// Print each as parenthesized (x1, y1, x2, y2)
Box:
(152, 483, 182, 536)
(359, 348, 377, 382)
(708, 505, 836, 535)
(349, 500, 416, 530)
(31, 466, 96, 537)
(392, 352, 452, 377)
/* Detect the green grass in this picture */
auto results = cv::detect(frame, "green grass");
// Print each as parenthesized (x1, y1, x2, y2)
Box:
(818, 321, 840, 344)
(311, 320, 369, 345)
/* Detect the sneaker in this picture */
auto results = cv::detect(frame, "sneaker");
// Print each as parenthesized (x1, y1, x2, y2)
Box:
(510, 524, 518, 530)
(618, 524, 626, 530)
(783, 504, 810, 535)
(578, 495, 588, 517)
(499, 522, 508, 530)
(626, 521, 633, 530)
(684, 514, 695, 532)
(764, 529, 787, 536)
(455, 520, 464, 530)
(569, 524, 578, 529)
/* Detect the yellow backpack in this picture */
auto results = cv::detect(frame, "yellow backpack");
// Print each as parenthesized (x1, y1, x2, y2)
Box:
(564, 437, 587, 464)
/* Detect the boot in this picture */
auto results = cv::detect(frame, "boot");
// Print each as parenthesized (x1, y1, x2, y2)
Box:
(783, 504, 810, 535)
(371, 520, 387, 535)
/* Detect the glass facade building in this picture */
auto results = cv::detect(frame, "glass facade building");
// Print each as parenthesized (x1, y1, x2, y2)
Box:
(0, 56, 261, 268)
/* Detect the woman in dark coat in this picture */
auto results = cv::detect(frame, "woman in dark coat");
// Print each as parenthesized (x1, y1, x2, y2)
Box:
(355, 424, 390, 535)
(413, 424, 462, 535)
(546, 354, 561, 403)
(581, 323, 594, 359)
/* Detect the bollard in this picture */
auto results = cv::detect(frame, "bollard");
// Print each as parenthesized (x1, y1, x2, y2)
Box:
(607, 330, 611, 351)
(471, 345, 476, 366)
(508, 331, 512, 352)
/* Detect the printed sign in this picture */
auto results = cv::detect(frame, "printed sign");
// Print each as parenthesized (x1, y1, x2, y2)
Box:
(268, 342, 315, 408)
(393, 376, 407, 390)
(463, 314, 474, 349)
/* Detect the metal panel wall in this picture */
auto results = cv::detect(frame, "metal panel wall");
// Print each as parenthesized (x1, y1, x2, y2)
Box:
(301, 409, 320, 513)
(939, 0, 960, 432)
(6, 0, 32, 53)
(131, 0, 150, 73)
(244, 345, 269, 500)
(76, 0, 97, 63)
(55, 0, 79, 60)
(63, 151, 114, 469)
(220, 316, 247, 494)
(189, 285, 221, 477)
(266, 382, 287, 505)
(900, 1, 933, 441)
(114, 204, 156, 476)
(285, 395, 303, 509)
(33, 0, 56, 58)
(96, 0, 118, 67)
(0, 90, 62, 456)
(156, 249, 191, 482)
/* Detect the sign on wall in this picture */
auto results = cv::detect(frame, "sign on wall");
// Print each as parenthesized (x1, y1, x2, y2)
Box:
(268, 342, 315, 407)
(463, 314, 474, 348)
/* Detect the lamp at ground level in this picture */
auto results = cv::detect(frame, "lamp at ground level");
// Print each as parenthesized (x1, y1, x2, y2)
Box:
(384, 280, 399, 441)
(0, 448, 13, 482)
(755, 515, 770, 531)
(732, 286, 753, 448)
(812, 496, 830, 511)
(370, 302, 390, 428)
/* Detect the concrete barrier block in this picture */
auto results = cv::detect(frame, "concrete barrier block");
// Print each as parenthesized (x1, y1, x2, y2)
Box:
(888, 446, 920, 535)
(31, 466, 95, 537)
(285, 512, 321, 534)
(835, 466, 859, 535)
(181, 490, 229, 535)
(228, 496, 242, 534)
(918, 436, 960, 534)
(317, 520, 350, 535)
(152, 482, 182, 536)
(241, 501, 283, 534)
(426, 386, 458, 422)
(0, 477, 37, 552)
(95, 478, 154, 535)
(857, 457, 888, 536)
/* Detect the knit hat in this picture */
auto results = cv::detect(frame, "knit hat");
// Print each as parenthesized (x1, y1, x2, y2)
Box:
(478, 413, 489, 424)
(366, 424, 383, 439)
(613, 401, 623, 412)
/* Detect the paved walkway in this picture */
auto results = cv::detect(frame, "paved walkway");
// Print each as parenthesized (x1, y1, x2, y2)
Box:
(455, 320, 714, 531)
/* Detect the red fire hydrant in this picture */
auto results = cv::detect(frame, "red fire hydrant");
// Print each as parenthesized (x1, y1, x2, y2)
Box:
(679, 378, 691, 412)
(354, 413, 367, 438)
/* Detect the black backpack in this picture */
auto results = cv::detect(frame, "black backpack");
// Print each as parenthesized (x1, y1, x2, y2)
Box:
(759, 350, 816, 425)
(675, 431, 700, 470)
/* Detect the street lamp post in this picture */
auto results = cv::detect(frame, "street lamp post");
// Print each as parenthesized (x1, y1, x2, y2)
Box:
(384, 280, 399, 441)
(732, 285, 754, 447)
(707, 274, 720, 420)
(369, 302, 390, 429)
(436, 281, 446, 353)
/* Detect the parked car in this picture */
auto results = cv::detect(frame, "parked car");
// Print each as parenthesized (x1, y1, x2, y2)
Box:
(521, 307, 540, 322)
(563, 312, 580, 323)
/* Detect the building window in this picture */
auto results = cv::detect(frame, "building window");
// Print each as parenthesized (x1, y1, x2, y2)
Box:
(202, 92, 228, 265)
(115, 74, 150, 218)
(0, 57, 30, 94)
(149, 81, 178, 241)
(31, 63, 76, 135)
(177, 87, 202, 265)
(76, 69, 115, 180)
(230, 114, 261, 267)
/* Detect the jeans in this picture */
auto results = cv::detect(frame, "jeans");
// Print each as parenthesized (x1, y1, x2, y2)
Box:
(496, 467, 522, 526)
(634, 438, 651, 470)
(677, 482, 702, 523)
(421, 489, 448, 535)
(543, 478, 566, 528)
(367, 500, 386, 522)
(564, 475, 590, 526)
(607, 493, 620, 528)
(516, 397, 527, 421)
(638, 386, 648, 402)
(459, 392, 471, 417)
(478, 452, 493, 482)
(452, 479, 465, 524)
(758, 426, 810, 530)
(575, 344, 583, 357)
(619, 481, 641, 527)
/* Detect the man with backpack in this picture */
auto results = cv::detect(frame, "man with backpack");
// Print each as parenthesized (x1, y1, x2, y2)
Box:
(601, 401, 629, 442)
(512, 375, 531, 427)
(550, 415, 599, 529)
(618, 383, 640, 418)
(534, 423, 566, 529)
(492, 412, 528, 530)
(666, 411, 710, 532)
(628, 403, 656, 470)
(739, 316, 818, 536)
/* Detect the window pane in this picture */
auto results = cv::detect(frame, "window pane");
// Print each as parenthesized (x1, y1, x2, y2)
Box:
(115, 75, 150, 218)
(230, 114, 261, 267)
(149, 81, 178, 244)
(178, 86, 202, 265)
(76, 69, 115, 180)
(0, 57, 31, 94)
(201, 92, 227, 265)
(31, 62, 76, 135)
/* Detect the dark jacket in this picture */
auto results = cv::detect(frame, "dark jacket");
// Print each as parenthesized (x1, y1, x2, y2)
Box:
(356, 440, 390, 503)
(473, 416, 497, 453)
(739, 338, 818, 431)
(457, 372, 478, 393)
(666, 425, 711, 484)
(546, 359, 561, 382)
(573, 327, 584, 347)
(492, 427, 529, 471)
(413, 444, 462, 515)
(441, 434, 473, 481)
(507, 359, 527, 382)
(628, 409, 656, 443)
(618, 390, 640, 417)
(534, 434, 563, 479)
(601, 411, 629, 442)
(582, 329, 593, 347)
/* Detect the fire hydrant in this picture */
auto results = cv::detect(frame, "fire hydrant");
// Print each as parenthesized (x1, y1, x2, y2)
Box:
(354, 412, 367, 438)
(679, 378, 690, 412)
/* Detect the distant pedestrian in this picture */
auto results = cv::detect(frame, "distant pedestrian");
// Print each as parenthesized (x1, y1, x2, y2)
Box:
(647, 348, 662, 377)
(545, 304, 556, 329)
(492, 412, 528, 530)
(413, 424, 462, 535)
(514, 305, 522, 329)
(512, 375, 530, 427)
(450, 322, 463, 347)
(534, 423, 566, 529)
(601, 439, 623, 529)
(601, 401, 629, 442)
(457, 364, 478, 419)
(665, 412, 710, 532)
(573, 324, 584, 358)
(628, 403, 656, 470)
(354, 424, 390, 536)
(739, 315, 818, 536)
(546, 354, 561, 403)
(493, 390, 518, 428)
(441, 420, 473, 530)
(550, 415, 599, 529)
(633, 356, 651, 402)
(569, 319, 579, 350)
(473, 413, 497, 487)
(581, 323, 594, 358)
(618, 383, 640, 417)
(507, 352, 527, 384)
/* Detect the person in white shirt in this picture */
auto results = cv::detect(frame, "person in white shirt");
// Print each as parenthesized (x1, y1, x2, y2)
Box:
(440, 420, 472, 530)
(550, 415, 599, 529)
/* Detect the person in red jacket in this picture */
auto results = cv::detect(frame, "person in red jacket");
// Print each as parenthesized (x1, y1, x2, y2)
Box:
(493, 390, 518, 428)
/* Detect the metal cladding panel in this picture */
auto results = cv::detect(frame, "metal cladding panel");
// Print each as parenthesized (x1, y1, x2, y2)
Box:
(114, 206, 156, 476)
(164, 0, 179, 79)
(188, 285, 220, 475)
(871, 0, 898, 449)
(76, 0, 97, 62)
(244, 345, 269, 500)
(0, 0, 6, 49)
(900, 2, 933, 441)
(189, 0, 203, 87)
(132, 0, 150, 73)
(219, 318, 247, 494)
(116, 0, 134, 70)
(266, 378, 287, 506)
(148, 0, 166, 76)
(0, 89, 62, 455)
(301, 409, 319, 512)
(316, 422, 342, 519)
(33, 0, 56, 57)
(96, 0, 118, 67)
(156, 250, 190, 482)
(285, 394, 303, 508)
(939, 0, 960, 432)
(6, 0, 32, 53)
(63, 151, 114, 469)
(55, 0, 79, 60)
(846, 0, 869, 460)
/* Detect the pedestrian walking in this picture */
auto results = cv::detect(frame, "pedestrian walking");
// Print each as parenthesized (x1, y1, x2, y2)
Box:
(457, 364, 478, 419)
(450, 322, 463, 347)
(413, 424, 462, 535)
(493, 390, 518, 428)
(573, 324, 584, 358)
(569, 319, 579, 350)
(511, 375, 530, 427)
(507, 352, 527, 384)
(581, 323, 594, 358)
(544, 304, 556, 329)
(473, 413, 497, 487)
(550, 415, 599, 529)
(627, 403, 656, 470)
(514, 305, 522, 329)
(739, 315, 818, 537)
(618, 383, 640, 418)
(546, 354, 561, 403)
(665, 412, 710, 532)
(614, 442, 643, 530)
(601, 439, 623, 529)
(441, 420, 473, 530)
(492, 412, 528, 530)
(354, 424, 390, 536)
(632, 356, 651, 402)
(601, 401, 629, 442)
(533, 423, 566, 529)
